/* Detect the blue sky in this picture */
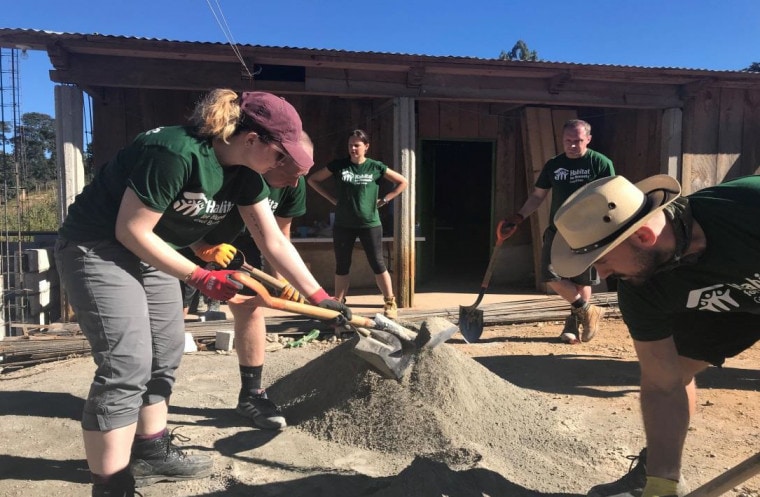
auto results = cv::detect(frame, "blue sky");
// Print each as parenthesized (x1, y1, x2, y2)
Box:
(3, 0, 759, 117)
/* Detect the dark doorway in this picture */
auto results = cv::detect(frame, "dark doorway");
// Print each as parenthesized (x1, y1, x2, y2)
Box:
(418, 140, 494, 286)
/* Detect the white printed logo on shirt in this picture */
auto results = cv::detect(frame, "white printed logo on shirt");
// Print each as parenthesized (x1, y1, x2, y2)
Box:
(685, 273, 760, 311)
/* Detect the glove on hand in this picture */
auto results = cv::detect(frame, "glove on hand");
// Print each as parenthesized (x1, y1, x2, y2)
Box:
(185, 267, 242, 301)
(499, 213, 524, 239)
(194, 244, 238, 268)
(279, 281, 305, 303)
(642, 476, 679, 497)
(317, 298, 353, 326)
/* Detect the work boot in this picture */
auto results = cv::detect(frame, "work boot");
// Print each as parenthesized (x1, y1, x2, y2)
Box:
(573, 303, 605, 342)
(236, 390, 287, 430)
(559, 313, 580, 344)
(383, 296, 398, 320)
(91, 469, 141, 496)
(587, 448, 688, 497)
(129, 428, 213, 487)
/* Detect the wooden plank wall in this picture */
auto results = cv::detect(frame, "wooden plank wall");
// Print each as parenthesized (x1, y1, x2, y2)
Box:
(678, 87, 760, 194)
(605, 108, 663, 183)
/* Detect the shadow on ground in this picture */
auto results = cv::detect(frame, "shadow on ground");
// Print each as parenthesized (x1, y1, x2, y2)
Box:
(183, 454, 582, 497)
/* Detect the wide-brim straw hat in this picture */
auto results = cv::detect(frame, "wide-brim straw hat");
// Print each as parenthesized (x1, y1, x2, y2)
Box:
(551, 174, 681, 278)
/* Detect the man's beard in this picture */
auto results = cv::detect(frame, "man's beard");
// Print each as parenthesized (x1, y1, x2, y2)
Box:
(621, 245, 672, 286)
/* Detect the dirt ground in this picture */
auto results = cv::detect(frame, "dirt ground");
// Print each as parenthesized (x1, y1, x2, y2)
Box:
(1, 315, 759, 497)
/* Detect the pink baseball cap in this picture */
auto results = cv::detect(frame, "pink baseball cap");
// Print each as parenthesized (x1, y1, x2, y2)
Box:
(239, 91, 314, 171)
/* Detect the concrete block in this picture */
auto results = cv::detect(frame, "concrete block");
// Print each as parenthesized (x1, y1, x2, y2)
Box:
(183, 333, 198, 353)
(22, 271, 59, 293)
(215, 330, 234, 351)
(23, 248, 53, 272)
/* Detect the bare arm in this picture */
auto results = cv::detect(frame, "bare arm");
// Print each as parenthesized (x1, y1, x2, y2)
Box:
(238, 201, 322, 298)
(633, 337, 690, 481)
(114, 188, 198, 279)
(307, 167, 337, 206)
(263, 214, 293, 278)
(380, 168, 408, 203)
(516, 187, 550, 219)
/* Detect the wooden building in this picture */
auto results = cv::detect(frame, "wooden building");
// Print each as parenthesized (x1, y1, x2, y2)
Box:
(2, 28, 759, 308)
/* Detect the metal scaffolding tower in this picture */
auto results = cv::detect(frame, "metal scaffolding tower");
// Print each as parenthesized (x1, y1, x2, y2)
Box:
(0, 47, 30, 334)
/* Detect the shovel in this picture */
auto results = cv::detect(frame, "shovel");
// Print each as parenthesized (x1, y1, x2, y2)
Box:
(229, 261, 458, 350)
(683, 449, 760, 497)
(458, 220, 509, 342)
(228, 272, 419, 380)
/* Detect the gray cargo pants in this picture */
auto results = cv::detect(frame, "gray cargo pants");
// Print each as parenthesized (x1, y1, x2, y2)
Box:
(54, 238, 184, 431)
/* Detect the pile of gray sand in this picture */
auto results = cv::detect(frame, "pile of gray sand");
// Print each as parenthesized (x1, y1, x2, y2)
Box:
(268, 317, 608, 494)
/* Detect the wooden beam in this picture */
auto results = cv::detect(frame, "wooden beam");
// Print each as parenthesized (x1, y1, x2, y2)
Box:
(393, 97, 416, 308)
(660, 108, 683, 180)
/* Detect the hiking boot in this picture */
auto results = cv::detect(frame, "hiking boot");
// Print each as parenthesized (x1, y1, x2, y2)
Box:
(573, 303, 605, 342)
(236, 390, 287, 430)
(92, 469, 141, 497)
(383, 296, 398, 319)
(559, 313, 580, 344)
(587, 448, 688, 497)
(129, 428, 213, 487)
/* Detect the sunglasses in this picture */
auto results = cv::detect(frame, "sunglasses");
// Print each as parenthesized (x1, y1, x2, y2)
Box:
(258, 134, 289, 164)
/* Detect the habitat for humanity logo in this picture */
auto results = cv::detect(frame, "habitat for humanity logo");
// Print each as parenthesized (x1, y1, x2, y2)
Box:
(685, 274, 760, 312)
(341, 170, 374, 185)
(173, 191, 234, 220)
(553, 168, 591, 183)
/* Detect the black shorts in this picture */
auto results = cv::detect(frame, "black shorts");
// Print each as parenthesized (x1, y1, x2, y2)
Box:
(541, 227, 600, 285)
(672, 312, 760, 366)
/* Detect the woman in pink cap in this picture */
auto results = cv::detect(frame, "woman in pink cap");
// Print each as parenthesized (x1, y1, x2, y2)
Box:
(54, 89, 350, 496)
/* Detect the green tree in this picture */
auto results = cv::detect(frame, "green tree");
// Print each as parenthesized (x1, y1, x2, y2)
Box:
(12, 112, 56, 186)
(498, 40, 540, 62)
(746, 62, 760, 72)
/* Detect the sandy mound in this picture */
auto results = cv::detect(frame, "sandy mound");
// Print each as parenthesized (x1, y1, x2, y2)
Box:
(267, 318, 603, 493)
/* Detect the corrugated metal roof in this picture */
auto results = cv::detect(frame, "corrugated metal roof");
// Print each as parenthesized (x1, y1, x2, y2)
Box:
(5, 28, 757, 75)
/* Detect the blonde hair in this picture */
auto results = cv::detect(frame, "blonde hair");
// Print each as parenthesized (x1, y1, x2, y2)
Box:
(190, 89, 242, 143)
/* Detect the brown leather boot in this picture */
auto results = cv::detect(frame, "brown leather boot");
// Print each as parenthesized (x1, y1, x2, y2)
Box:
(573, 304, 605, 342)
(383, 296, 398, 319)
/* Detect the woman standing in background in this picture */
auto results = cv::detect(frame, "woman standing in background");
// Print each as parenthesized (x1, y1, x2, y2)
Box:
(308, 129, 408, 319)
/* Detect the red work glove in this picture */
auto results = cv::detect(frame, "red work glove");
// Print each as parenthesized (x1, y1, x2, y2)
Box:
(185, 267, 242, 301)
(194, 244, 238, 268)
(279, 280, 305, 304)
(499, 213, 524, 239)
(309, 289, 353, 326)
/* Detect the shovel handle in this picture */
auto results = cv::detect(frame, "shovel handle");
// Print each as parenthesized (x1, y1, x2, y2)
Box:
(243, 263, 287, 291)
(684, 450, 760, 497)
(229, 272, 376, 328)
(479, 220, 508, 289)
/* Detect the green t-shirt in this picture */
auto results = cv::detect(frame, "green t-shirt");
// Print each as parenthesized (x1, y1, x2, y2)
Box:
(535, 149, 615, 226)
(203, 176, 307, 245)
(327, 157, 388, 229)
(619, 175, 760, 341)
(59, 126, 269, 248)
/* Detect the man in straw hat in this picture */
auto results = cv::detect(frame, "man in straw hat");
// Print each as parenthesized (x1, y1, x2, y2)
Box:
(501, 119, 614, 344)
(552, 173, 760, 497)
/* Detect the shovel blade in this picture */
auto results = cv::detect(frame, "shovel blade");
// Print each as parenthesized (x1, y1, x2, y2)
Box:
(352, 329, 413, 380)
(458, 305, 484, 343)
(419, 319, 459, 349)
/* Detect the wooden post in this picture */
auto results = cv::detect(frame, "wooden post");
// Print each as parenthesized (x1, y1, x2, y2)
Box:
(55, 85, 86, 322)
(660, 108, 683, 180)
(393, 97, 416, 308)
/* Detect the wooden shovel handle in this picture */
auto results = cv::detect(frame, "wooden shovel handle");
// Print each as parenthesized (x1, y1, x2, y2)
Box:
(228, 272, 375, 328)
(479, 220, 508, 289)
(684, 451, 760, 497)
